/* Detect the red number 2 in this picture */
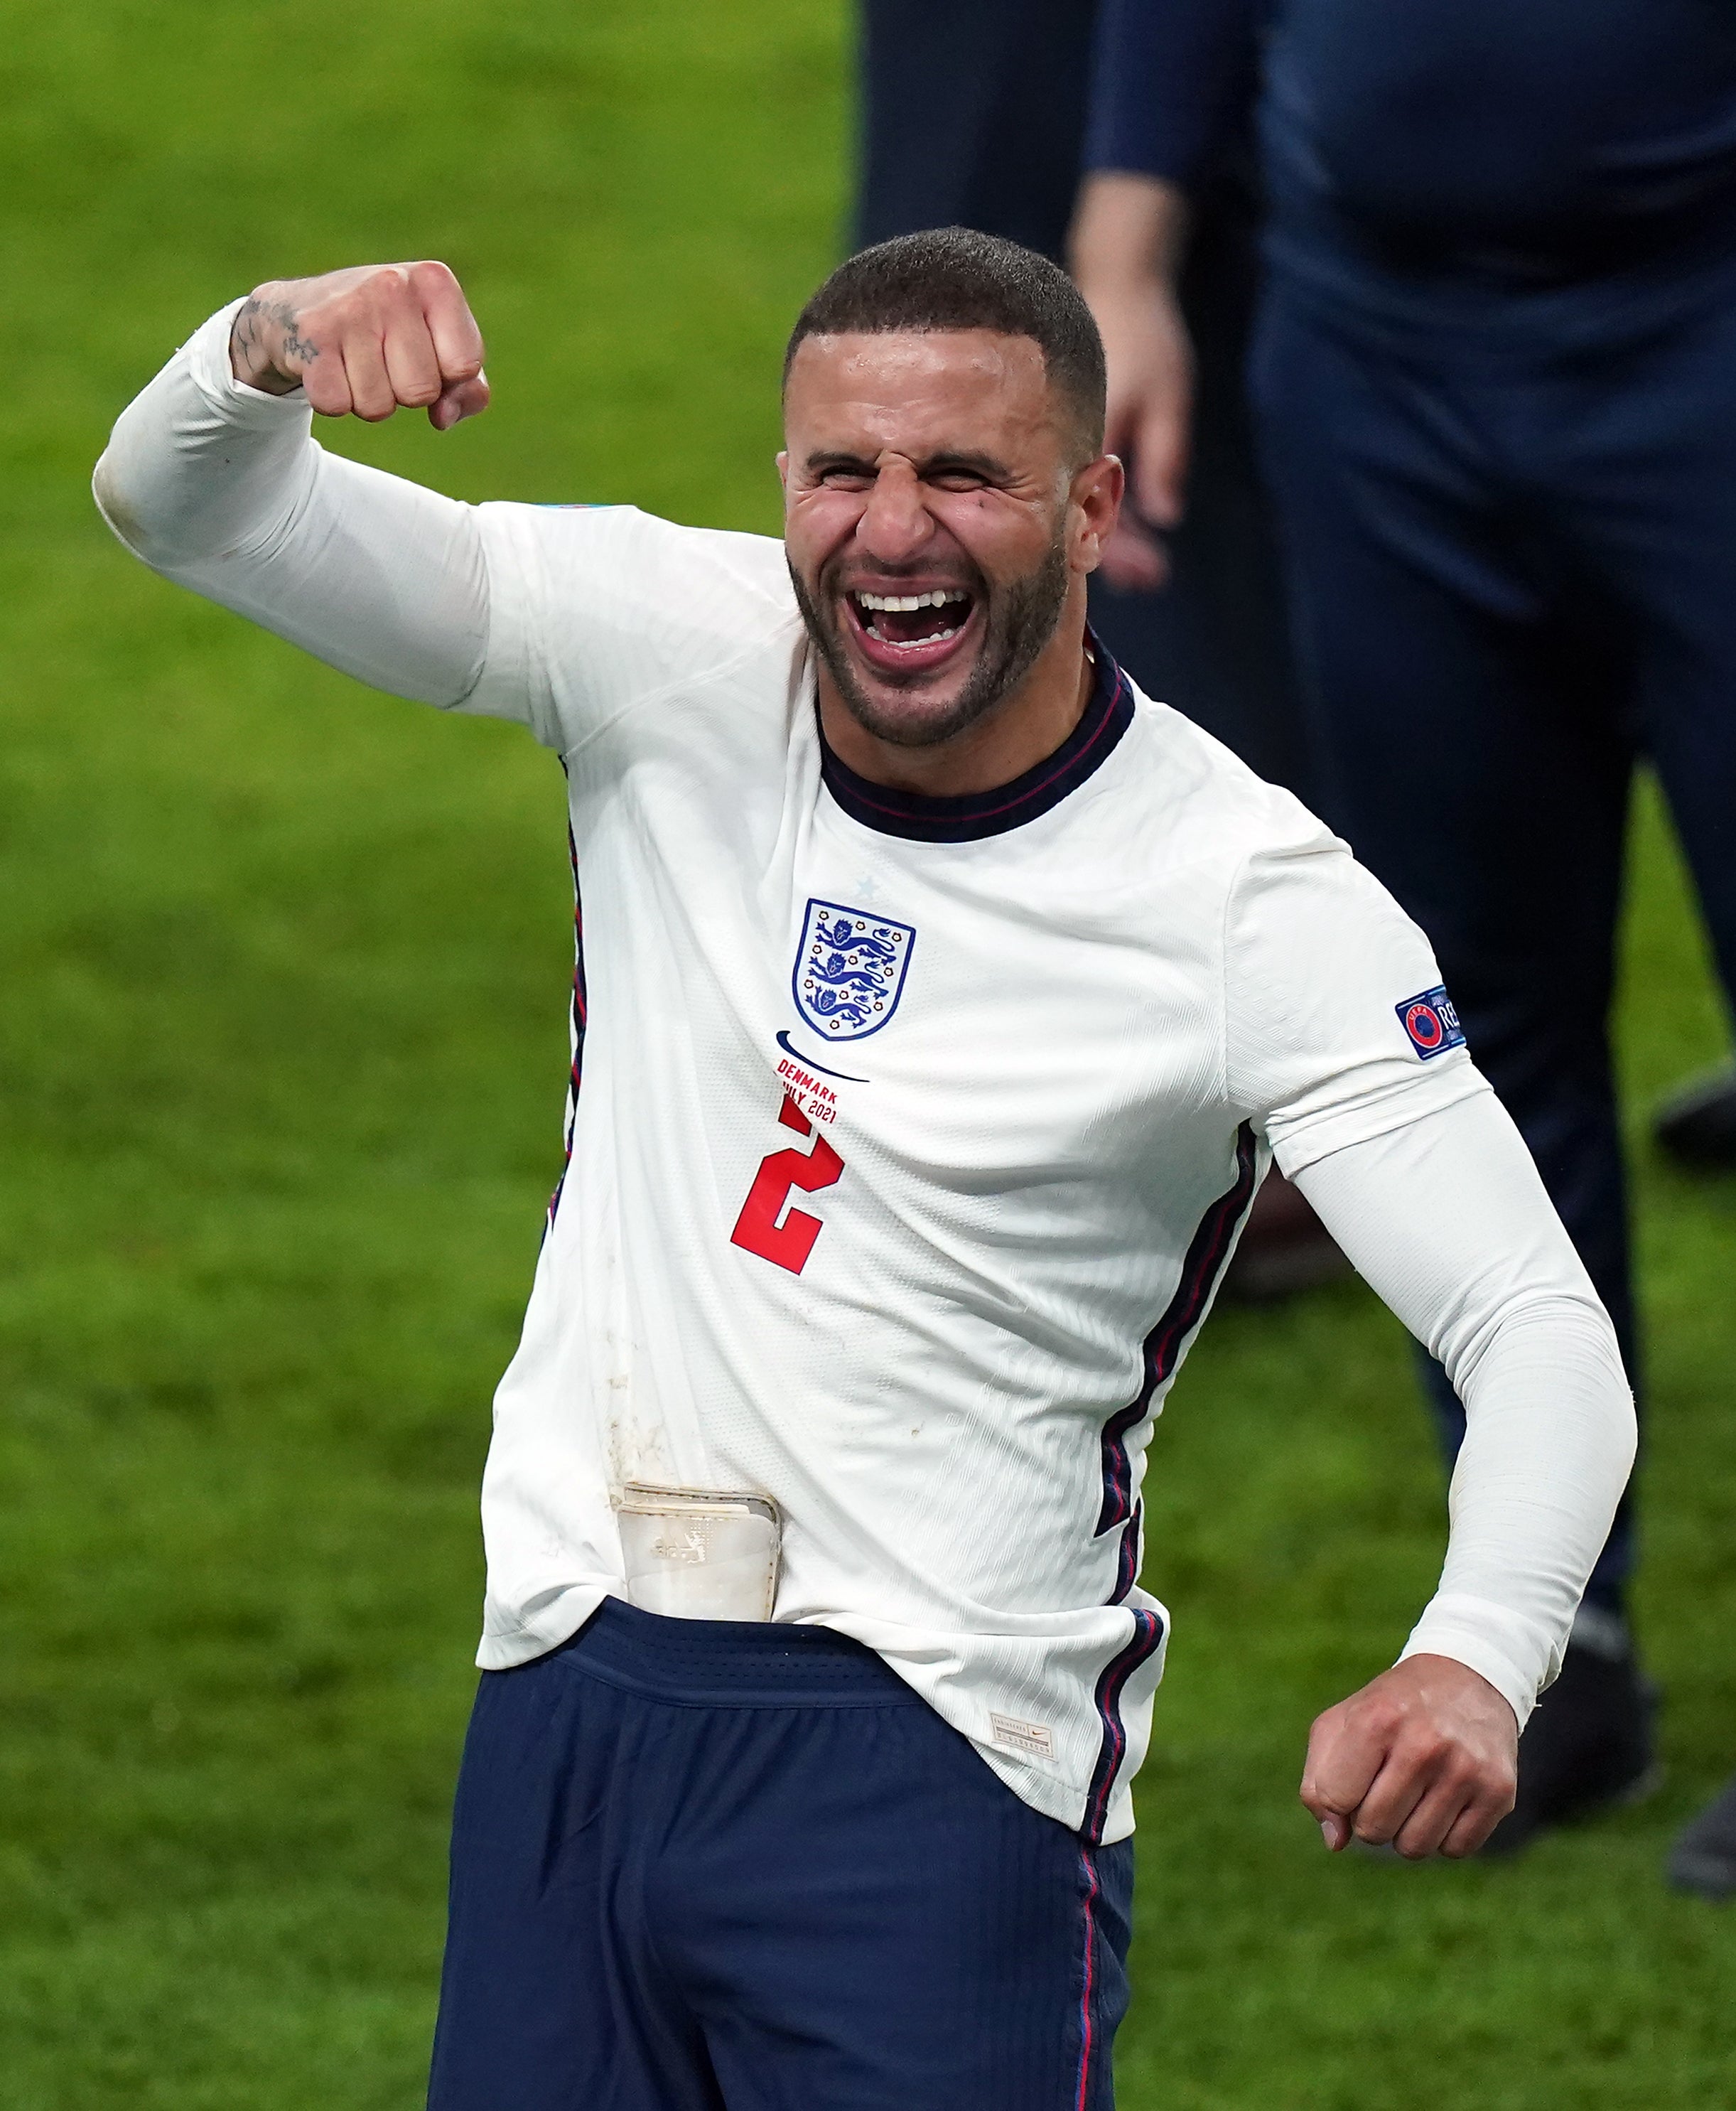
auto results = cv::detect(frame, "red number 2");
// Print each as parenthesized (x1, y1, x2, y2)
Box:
(729, 1092, 844, 1275)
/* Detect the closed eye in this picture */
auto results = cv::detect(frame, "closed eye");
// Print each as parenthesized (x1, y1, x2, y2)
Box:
(920, 453, 1012, 491)
(801, 451, 1011, 492)
(805, 453, 878, 489)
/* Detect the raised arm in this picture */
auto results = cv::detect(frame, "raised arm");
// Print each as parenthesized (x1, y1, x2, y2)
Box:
(93, 263, 500, 711)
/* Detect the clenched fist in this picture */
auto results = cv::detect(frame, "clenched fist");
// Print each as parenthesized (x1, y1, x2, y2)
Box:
(230, 261, 489, 429)
(1301, 1653, 1519, 1860)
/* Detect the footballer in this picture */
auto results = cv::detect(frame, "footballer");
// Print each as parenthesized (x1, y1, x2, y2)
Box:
(95, 232, 1634, 2109)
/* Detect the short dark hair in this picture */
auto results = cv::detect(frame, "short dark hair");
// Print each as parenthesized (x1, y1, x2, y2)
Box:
(784, 227, 1107, 464)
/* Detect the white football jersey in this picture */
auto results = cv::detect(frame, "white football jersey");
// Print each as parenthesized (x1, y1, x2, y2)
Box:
(448, 502, 1482, 1843)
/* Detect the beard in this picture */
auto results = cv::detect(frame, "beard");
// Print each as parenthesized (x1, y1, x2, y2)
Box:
(788, 530, 1072, 751)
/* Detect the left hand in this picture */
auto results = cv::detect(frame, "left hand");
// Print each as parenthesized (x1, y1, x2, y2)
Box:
(1300, 1654, 1519, 1859)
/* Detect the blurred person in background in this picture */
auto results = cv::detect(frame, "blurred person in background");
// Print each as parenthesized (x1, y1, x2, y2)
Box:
(858, 0, 1344, 1299)
(1668, 1769, 1736, 1899)
(1074, 0, 1736, 1867)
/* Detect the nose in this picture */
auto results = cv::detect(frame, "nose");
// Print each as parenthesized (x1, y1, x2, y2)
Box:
(856, 459, 933, 565)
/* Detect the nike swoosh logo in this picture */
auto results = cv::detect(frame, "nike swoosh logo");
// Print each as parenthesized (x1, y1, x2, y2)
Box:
(776, 1030, 868, 1083)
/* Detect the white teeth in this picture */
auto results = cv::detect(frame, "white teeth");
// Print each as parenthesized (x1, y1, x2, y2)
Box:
(856, 589, 969, 612)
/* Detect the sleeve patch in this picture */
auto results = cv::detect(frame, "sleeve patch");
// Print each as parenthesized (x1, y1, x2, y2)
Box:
(1396, 987, 1467, 1060)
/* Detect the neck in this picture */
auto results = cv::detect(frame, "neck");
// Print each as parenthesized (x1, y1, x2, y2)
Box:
(816, 595, 1094, 798)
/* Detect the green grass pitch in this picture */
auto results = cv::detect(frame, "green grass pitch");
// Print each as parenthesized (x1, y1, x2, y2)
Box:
(2, 2, 1734, 2103)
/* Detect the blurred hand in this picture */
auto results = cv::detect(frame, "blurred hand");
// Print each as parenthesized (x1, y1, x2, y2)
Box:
(228, 261, 489, 429)
(1092, 282, 1194, 591)
(1301, 1654, 1519, 1859)
(1069, 173, 1195, 592)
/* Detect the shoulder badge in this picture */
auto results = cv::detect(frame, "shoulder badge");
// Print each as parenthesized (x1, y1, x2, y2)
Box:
(1396, 986, 1467, 1060)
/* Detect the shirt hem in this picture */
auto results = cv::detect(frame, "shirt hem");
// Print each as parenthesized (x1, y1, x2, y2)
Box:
(478, 1584, 1143, 1837)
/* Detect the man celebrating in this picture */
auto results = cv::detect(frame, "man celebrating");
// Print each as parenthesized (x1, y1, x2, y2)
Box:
(96, 232, 1632, 2109)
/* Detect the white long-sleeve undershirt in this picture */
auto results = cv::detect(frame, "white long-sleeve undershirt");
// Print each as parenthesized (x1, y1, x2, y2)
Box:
(94, 299, 491, 709)
(1293, 1093, 1634, 1719)
(95, 304, 1637, 1729)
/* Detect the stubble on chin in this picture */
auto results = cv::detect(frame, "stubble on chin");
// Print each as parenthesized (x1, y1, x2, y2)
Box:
(786, 536, 1071, 753)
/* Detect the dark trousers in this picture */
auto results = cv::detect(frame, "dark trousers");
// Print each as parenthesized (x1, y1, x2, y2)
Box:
(856, 0, 1097, 265)
(428, 1602, 1132, 2110)
(856, 0, 1308, 793)
(1252, 269, 1736, 1611)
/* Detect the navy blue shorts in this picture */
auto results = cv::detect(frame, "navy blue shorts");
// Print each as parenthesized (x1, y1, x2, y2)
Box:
(427, 1600, 1133, 2110)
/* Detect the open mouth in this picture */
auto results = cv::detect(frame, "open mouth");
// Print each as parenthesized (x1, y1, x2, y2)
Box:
(841, 586, 978, 675)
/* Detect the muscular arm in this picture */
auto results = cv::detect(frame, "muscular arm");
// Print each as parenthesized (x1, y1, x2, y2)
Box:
(92, 265, 495, 709)
(1285, 1089, 1636, 1855)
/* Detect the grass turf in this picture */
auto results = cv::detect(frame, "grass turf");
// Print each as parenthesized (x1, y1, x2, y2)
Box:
(2, 1, 1733, 2102)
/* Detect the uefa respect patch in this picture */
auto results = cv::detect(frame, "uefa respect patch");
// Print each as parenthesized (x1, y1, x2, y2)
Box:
(1396, 987, 1466, 1060)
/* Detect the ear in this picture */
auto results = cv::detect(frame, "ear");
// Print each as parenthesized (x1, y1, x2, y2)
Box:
(776, 449, 791, 495)
(1069, 453, 1125, 574)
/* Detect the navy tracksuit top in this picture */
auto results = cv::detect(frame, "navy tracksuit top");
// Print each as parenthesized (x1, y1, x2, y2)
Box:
(1087, 0, 1736, 328)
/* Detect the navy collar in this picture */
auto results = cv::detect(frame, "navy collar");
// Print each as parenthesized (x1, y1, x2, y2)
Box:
(816, 635, 1135, 844)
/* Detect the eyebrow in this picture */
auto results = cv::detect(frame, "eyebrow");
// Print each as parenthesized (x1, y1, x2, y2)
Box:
(802, 448, 1014, 481)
